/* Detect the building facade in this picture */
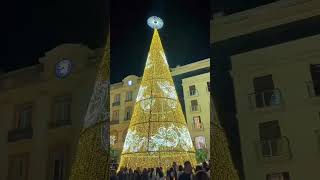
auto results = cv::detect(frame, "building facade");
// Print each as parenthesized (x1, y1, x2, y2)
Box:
(0, 44, 102, 180)
(211, 0, 320, 179)
(110, 59, 210, 163)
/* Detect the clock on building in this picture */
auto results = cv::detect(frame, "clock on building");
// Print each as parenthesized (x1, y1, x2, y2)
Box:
(55, 59, 72, 78)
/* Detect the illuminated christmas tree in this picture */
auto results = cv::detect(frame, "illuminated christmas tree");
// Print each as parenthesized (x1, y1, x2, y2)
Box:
(69, 32, 110, 180)
(210, 94, 239, 180)
(118, 16, 197, 170)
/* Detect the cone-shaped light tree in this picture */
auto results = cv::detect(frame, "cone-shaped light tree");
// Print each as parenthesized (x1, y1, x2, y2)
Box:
(210, 94, 239, 180)
(69, 32, 110, 179)
(118, 16, 197, 170)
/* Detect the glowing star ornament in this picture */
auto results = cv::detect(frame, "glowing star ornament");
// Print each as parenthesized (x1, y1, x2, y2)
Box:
(118, 17, 196, 171)
(147, 16, 164, 29)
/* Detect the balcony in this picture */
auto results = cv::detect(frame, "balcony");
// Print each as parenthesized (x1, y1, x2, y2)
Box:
(110, 120, 119, 125)
(189, 90, 199, 97)
(112, 101, 120, 106)
(49, 120, 71, 129)
(190, 105, 201, 112)
(248, 88, 282, 109)
(8, 128, 33, 142)
(256, 136, 292, 161)
(192, 124, 204, 131)
(306, 80, 320, 97)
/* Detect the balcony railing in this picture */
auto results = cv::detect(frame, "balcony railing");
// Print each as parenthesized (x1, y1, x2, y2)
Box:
(256, 136, 292, 161)
(112, 101, 120, 106)
(306, 80, 320, 97)
(189, 90, 199, 96)
(8, 128, 33, 142)
(192, 123, 204, 130)
(190, 105, 201, 112)
(248, 88, 282, 109)
(110, 120, 119, 125)
(49, 120, 71, 129)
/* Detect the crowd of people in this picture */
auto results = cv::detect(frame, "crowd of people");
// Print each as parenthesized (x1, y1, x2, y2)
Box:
(110, 161, 210, 180)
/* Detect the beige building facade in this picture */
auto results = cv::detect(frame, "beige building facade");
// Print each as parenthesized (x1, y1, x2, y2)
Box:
(0, 44, 102, 180)
(110, 59, 210, 163)
(211, 0, 320, 179)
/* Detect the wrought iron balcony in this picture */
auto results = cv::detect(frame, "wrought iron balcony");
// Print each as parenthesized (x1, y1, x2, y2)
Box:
(248, 88, 282, 109)
(256, 136, 292, 161)
(112, 101, 120, 106)
(8, 128, 33, 142)
(49, 120, 71, 129)
(306, 80, 320, 97)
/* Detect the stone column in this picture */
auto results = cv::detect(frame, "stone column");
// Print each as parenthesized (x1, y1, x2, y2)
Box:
(30, 94, 50, 180)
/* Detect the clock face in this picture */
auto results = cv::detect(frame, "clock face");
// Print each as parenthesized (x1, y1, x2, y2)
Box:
(55, 59, 72, 78)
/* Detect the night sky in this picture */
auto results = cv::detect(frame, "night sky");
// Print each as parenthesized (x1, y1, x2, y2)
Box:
(5, 0, 108, 72)
(4, 0, 276, 81)
(110, 0, 210, 83)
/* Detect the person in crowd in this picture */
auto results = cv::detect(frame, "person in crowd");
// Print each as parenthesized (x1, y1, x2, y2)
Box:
(149, 168, 156, 180)
(178, 161, 194, 180)
(155, 167, 165, 180)
(176, 165, 184, 179)
(194, 170, 209, 180)
(142, 168, 149, 180)
(172, 162, 178, 180)
(110, 169, 118, 180)
(166, 167, 175, 180)
(128, 168, 134, 180)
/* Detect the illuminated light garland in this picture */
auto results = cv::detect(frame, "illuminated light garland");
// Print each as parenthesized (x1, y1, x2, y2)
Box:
(68, 32, 110, 179)
(118, 20, 196, 171)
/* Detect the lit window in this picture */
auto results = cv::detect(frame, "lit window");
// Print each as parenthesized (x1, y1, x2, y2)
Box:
(266, 172, 290, 180)
(126, 91, 133, 101)
(195, 136, 206, 149)
(112, 110, 119, 121)
(128, 80, 133, 86)
(193, 116, 202, 129)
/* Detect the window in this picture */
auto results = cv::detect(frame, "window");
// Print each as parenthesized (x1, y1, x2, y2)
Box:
(310, 64, 320, 96)
(207, 82, 210, 92)
(125, 107, 132, 120)
(193, 116, 202, 129)
(110, 131, 118, 145)
(112, 110, 119, 121)
(8, 154, 29, 180)
(126, 91, 133, 101)
(259, 120, 281, 156)
(266, 172, 290, 180)
(16, 104, 32, 129)
(191, 100, 199, 111)
(253, 75, 276, 107)
(189, 85, 197, 96)
(49, 151, 64, 180)
(53, 96, 71, 125)
(195, 136, 206, 149)
(114, 94, 120, 102)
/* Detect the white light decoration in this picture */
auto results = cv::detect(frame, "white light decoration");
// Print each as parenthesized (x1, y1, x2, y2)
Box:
(160, 50, 169, 65)
(128, 80, 132, 86)
(122, 124, 194, 153)
(157, 81, 178, 108)
(147, 16, 164, 29)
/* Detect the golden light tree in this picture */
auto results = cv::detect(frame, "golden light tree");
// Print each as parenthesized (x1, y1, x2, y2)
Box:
(68, 32, 110, 180)
(210, 94, 239, 180)
(118, 16, 197, 170)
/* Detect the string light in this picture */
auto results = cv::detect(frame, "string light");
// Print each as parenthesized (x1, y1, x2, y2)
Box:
(118, 24, 197, 171)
